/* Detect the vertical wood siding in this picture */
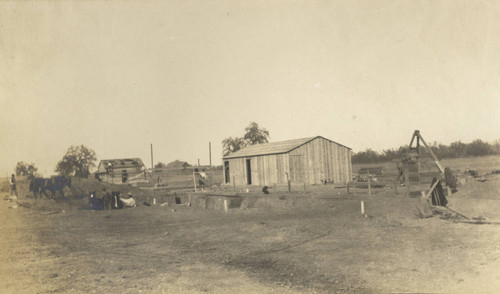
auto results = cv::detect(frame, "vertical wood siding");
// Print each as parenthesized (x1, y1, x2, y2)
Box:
(226, 137, 351, 186)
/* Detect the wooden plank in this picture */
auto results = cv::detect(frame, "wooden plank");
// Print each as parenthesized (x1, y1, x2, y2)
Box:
(425, 179, 440, 199)
(417, 133, 445, 174)
(409, 130, 418, 148)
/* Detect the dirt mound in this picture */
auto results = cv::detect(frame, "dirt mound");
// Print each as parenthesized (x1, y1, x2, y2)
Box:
(69, 177, 144, 197)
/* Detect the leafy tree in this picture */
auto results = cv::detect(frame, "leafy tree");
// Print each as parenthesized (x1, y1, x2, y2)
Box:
(154, 162, 166, 169)
(243, 122, 270, 145)
(449, 141, 467, 157)
(15, 161, 38, 178)
(222, 137, 246, 156)
(222, 122, 271, 156)
(352, 149, 380, 164)
(492, 140, 500, 154)
(55, 145, 97, 178)
(466, 139, 492, 156)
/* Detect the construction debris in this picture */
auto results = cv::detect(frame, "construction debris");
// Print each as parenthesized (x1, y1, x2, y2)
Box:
(415, 198, 433, 218)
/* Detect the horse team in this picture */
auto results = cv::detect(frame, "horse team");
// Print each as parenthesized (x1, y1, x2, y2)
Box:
(29, 176, 136, 210)
(29, 176, 72, 200)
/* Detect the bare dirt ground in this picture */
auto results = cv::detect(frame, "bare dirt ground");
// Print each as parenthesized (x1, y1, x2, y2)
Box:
(2, 157, 500, 294)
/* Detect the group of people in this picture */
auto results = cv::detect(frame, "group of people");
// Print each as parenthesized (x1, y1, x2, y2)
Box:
(89, 188, 136, 210)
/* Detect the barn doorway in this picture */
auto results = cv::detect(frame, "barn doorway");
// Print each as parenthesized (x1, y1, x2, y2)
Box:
(246, 159, 252, 185)
(224, 161, 230, 184)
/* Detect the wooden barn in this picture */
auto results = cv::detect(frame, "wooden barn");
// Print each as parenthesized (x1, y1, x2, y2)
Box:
(222, 136, 352, 186)
(96, 158, 146, 184)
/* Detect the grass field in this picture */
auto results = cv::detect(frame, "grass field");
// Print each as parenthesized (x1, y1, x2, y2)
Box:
(353, 155, 500, 175)
(1, 155, 500, 293)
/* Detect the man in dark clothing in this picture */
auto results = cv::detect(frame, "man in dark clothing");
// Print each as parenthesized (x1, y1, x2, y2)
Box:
(430, 177, 448, 207)
(10, 174, 18, 197)
(444, 167, 458, 193)
(102, 188, 113, 210)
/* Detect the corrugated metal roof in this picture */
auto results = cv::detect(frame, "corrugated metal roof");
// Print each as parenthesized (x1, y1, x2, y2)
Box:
(223, 136, 352, 159)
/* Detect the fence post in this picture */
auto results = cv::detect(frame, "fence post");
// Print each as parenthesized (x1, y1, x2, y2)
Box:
(361, 201, 365, 215)
(193, 171, 197, 192)
(286, 173, 291, 192)
(233, 176, 235, 192)
(405, 163, 410, 197)
(346, 181, 350, 194)
(224, 199, 228, 213)
(368, 177, 371, 196)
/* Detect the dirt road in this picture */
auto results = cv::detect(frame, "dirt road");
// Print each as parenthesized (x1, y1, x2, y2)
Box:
(2, 174, 500, 293)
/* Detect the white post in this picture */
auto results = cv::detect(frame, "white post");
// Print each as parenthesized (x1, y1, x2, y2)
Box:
(224, 199, 228, 213)
(361, 201, 365, 215)
(153, 198, 156, 205)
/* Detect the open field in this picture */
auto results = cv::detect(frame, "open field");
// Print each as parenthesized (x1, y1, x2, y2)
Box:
(1, 156, 500, 293)
(353, 155, 500, 175)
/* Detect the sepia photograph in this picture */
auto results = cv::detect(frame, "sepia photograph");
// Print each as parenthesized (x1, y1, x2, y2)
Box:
(1, 1, 500, 293)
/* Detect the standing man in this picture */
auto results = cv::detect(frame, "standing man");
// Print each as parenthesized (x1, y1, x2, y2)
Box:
(10, 174, 18, 198)
(102, 188, 112, 210)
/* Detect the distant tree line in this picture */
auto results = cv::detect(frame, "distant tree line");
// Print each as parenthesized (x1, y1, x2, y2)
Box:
(352, 139, 500, 164)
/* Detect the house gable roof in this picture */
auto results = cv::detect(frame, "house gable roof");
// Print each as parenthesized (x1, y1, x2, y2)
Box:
(97, 158, 145, 171)
(223, 136, 351, 159)
(166, 161, 191, 169)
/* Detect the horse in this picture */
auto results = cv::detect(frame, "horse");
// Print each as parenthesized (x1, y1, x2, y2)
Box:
(48, 176, 72, 199)
(29, 177, 51, 199)
(88, 190, 117, 210)
(29, 176, 72, 200)
(88, 191, 104, 210)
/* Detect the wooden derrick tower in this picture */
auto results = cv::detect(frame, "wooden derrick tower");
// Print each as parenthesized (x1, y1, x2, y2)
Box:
(400, 130, 446, 197)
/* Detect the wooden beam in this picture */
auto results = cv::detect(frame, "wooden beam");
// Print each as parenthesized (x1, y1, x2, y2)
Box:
(416, 135, 420, 153)
(425, 179, 440, 199)
(431, 204, 470, 220)
(416, 133, 445, 174)
(409, 130, 419, 148)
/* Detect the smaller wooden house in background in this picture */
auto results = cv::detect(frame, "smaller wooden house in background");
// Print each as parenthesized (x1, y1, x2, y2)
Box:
(165, 160, 192, 169)
(96, 158, 146, 184)
(222, 136, 352, 186)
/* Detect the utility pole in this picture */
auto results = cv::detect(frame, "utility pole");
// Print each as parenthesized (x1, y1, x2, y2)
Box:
(150, 143, 154, 172)
(209, 142, 213, 187)
(209, 142, 212, 167)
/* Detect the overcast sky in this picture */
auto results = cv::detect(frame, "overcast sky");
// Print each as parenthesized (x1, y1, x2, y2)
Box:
(1, 0, 499, 176)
